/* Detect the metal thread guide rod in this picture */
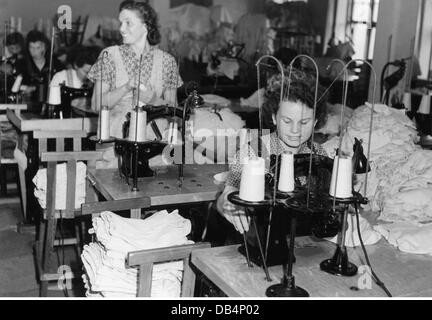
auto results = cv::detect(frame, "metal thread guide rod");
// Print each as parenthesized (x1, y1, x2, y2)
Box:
(131, 54, 144, 192)
(319, 59, 377, 277)
(255, 55, 285, 263)
(3, 21, 9, 103)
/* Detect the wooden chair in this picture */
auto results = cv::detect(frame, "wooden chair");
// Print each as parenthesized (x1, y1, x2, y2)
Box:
(22, 130, 88, 224)
(126, 242, 210, 297)
(81, 200, 209, 297)
(35, 150, 103, 297)
(0, 104, 27, 210)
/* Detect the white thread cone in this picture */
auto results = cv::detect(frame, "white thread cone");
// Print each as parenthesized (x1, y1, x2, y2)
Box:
(11, 75, 23, 93)
(278, 151, 294, 193)
(100, 108, 110, 140)
(48, 85, 61, 105)
(329, 155, 353, 198)
(402, 92, 411, 111)
(129, 109, 147, 142)
(239, 157, 265, 202)
(418, 94, 431, 115)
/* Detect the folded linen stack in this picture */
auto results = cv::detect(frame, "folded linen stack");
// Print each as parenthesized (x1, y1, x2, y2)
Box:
(81, 210, 194, 297)
(32, 161, 87, 210)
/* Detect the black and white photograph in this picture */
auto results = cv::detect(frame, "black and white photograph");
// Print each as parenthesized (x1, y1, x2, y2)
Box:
(0, 0, 432, 307)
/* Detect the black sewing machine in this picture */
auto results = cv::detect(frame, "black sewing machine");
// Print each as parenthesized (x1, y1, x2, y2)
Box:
(60, 85, 93, 117)
(40, 85, 93, 119)
(115, 104, 191, 180)
(238, 153, 336, 267)
(114, 86, 203, 191)
(238, 137, 370, 268)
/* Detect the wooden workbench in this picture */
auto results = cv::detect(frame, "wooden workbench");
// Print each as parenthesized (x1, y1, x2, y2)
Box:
(87, 164, 227, 218)
(191, 238, 432, 297)
(6, 109, 98, 133)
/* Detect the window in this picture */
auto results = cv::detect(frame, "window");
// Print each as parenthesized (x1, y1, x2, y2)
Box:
(346, 0, 379, 60)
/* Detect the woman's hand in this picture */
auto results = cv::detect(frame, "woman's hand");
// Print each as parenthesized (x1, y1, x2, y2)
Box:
(217, 186, 250, 234)
(137, 85, 156, 104)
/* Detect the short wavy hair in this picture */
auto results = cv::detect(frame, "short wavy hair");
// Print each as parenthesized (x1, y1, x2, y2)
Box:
(262, 68, 327, 131)
(119, 0, 161, 45)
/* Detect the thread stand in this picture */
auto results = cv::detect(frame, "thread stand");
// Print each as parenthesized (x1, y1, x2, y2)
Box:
(227, 191, 273, 282)
(266, 208, 308, 297)
(320, 192, 367, 277)
(267, 189, 331, 297)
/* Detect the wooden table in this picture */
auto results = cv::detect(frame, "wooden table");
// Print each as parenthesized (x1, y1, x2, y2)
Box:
(87, 164, 227, 218)
(6, 109, 98, 132)
(191, 238, 432, 297)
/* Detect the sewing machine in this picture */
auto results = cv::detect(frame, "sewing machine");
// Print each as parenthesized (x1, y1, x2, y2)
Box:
(114, 86, 202, 190)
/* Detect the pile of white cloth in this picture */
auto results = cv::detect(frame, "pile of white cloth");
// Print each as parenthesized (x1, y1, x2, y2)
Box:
(81, 210, 194, 297)
(374, 222, 432, 255)
(189, 107, 245, 163)
(337, 103, 421, 214)
(324, 102, 432, 255)
(326, 213, 381, 247)
(32, 162, 87, 210)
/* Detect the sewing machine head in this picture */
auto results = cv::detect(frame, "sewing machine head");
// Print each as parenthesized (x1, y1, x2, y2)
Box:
(115, 101, 195, 183)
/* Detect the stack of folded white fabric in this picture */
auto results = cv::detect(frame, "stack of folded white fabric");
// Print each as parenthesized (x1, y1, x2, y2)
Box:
(328, 102, 432, 254)
(81, 210, 194, 297)
(340, 103, 420, 212)
(32, 161, 87, 210)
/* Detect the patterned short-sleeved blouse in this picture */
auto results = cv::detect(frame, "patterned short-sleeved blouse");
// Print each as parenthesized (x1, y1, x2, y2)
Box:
(87, 44, 183, 91)
(225, 132, 327, 189)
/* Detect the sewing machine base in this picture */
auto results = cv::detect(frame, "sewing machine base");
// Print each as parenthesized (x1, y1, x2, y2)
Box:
(266, 276, 309, 297)
(320, 246, 358, 276)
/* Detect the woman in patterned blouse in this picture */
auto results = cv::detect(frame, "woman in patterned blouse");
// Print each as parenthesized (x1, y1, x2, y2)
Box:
(87, 0, 183, 167)
(216, 68, 328, 234)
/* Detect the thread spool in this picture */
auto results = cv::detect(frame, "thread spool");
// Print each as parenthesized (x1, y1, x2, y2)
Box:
(11, 75, 23, 93)
(329, 155, 353, 198)
(418, 94, 431, 115)
(402, 92, 411, 111)
(100, 106, 110, 140)
(239, 157, 265, 202)
(48, 85, 61, 105)
(278, 151, 295, 193)
(168, 121, 178, 144)
(128, 107, 147, 142)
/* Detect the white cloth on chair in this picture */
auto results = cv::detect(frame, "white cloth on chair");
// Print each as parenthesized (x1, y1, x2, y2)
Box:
(32, 161, 87, 210)
(81, 209, 193, 297)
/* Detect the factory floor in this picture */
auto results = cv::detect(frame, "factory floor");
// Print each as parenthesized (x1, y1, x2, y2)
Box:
(0, 190, 84, 298)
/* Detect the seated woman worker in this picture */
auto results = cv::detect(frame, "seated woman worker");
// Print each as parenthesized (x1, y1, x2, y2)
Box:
(216, 68, 328, 235)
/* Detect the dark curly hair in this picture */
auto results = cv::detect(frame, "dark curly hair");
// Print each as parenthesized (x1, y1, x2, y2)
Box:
(119, 0, 161, 45)
(6, 32, 25, 47)
(25, 30, 51, 59)
(262, 68, 328, 131)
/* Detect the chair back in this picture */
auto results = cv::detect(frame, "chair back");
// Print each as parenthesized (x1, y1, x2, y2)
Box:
(126, 242, 211, 297)
(34, 130, 88, 158)
(40, 150, 104, 219)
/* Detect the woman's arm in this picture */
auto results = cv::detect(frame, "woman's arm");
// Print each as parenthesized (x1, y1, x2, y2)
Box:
(91, 79, 133, 112)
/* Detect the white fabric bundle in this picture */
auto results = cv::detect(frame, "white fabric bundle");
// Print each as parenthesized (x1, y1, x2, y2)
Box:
(201, 94, 231, 107)
(189, 108, 245, 162)
(326, 213, 381, 247)
(81, 210, 193, 298)
(316, 103, 354, 136)
(240, 88, 265, 109)
(374, 222, 432, 255)
(32, 162, 87, 210)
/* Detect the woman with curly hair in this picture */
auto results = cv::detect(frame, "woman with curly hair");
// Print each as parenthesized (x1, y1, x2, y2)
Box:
(88, 0, 182, 167)
(216, 68, 328, 234)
